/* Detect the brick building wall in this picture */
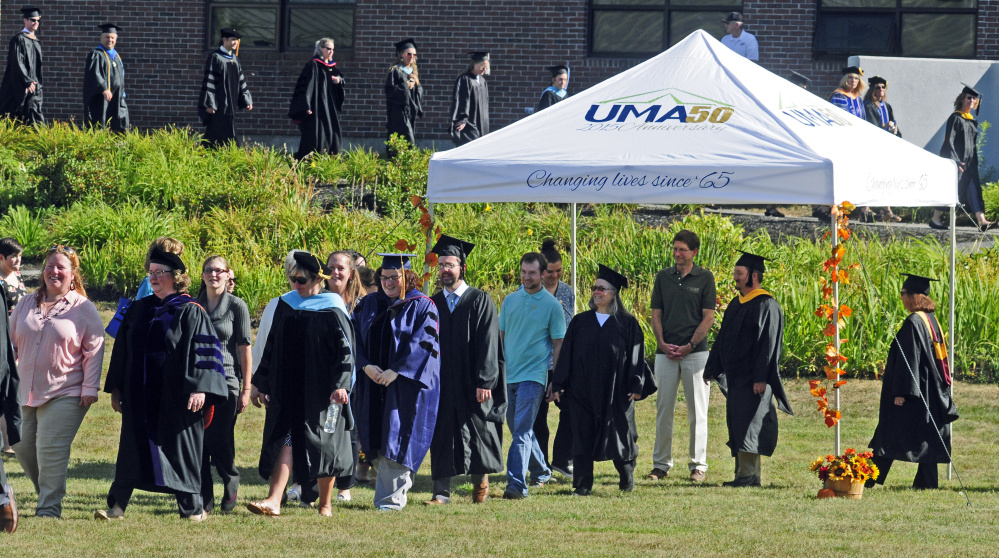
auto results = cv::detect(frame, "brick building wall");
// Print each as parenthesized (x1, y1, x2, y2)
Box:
(1, 1, 996, 142)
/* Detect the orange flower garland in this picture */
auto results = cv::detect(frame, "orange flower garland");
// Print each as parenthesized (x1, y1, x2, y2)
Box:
(809, 202, 860, 428)
(394, 195, 440, 285)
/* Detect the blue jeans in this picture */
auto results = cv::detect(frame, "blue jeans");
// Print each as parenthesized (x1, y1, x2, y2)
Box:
(505, 381, 552, 496)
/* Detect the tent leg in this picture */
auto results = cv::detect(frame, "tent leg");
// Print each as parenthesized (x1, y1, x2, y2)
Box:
(832, 210, 840, 456)
(948, 205, 956, 481)
(424, 201, 435, 297)
(571, 203, 578, 312)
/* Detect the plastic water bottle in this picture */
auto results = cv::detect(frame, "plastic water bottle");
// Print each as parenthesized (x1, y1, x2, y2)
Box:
(324, 402, 339, 433)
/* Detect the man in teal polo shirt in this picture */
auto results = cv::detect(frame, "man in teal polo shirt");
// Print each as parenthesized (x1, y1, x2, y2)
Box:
(499, 252, 565, 499)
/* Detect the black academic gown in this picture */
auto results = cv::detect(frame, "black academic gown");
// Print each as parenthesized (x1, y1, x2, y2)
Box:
(869, 313, 958, 463)
(940, 112, 982, 212)
(252, 298, 355, 488)
(428, 288, 506, 479)
(83, 47, 129, 132)
(864, 100, 900, 137)
(198, 49, 252, 148)
(0, 294, 21, 506)
(704, 291, 793, 457)
(104, 293, 229, 495)
(289, 58, 345, 159)
(552, 310, 648, 462)
(449, 72, 489, 146)
(385, 65, 423, 146)
(534, 89, 564, 113)
(0, 32, 43, 125)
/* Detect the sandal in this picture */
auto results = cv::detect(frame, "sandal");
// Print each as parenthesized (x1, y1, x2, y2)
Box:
(247, 501, 280, 517)
(881, 212, 902, 223)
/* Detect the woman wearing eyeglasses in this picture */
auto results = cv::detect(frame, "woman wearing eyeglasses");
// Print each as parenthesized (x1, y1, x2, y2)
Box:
(195, 255, 251, 513)
(289, 38, 345, 160)
(9, 245, 104, 518)
(550, 265, 652, 496)
(385, 38, 423, 156)
(352, 253, 440, 510)
(247, 250, 355, 518)
(97, 237, 228, 521)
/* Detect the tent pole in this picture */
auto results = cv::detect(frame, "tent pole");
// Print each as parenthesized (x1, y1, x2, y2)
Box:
(948, 205, 956, 480)
(425, 201, 435, 297)
(571, 203, 578, 312)
(832, 210, 840, 456)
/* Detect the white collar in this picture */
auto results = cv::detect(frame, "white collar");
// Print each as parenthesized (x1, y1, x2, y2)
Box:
(220, 46, 231, 55)
(444, 281, 469, 298)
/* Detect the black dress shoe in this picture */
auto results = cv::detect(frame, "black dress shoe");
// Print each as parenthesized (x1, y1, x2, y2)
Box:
(928, 219, 948, 230)
(979, 222, 995, 232)
(722, 475, 761, 487)
(571, 488, 591, 497)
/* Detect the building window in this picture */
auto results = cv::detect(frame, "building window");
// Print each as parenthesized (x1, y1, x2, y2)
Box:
(208, 0, 355, 51)
(589, 0, 743, 57)
(814, 0, 977, 59)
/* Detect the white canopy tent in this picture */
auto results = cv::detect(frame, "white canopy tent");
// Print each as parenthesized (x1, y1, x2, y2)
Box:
(426, 30, 960, 458)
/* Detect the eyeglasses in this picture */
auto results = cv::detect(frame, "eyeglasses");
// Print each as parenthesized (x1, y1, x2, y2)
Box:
(48, 244, 75, 254)
(437, 263, 459, 271)
(379, 275, 401, 283)
(591, 285, 610, 293)
(148, 270, 172, 278)
(289, 276, 309, 285)
(873, 85, 887, 90)
(203, 268, 228, 275)
(673, 248, 692, 254)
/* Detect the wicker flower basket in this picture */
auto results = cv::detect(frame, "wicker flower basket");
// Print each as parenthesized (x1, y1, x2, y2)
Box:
(825, 478, 864, 499)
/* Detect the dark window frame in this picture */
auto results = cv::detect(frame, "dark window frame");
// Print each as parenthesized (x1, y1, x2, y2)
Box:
(813, 0, 978, 60)
(206, 0, 356, 53)
(588, 1, 744, 58)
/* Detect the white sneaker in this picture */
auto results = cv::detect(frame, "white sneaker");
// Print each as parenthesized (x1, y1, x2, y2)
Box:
(286, 486, 301, 502)
(337, 493, 351, 502)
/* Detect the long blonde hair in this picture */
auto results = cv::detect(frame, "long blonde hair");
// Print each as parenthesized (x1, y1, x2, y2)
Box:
(389, 51, 419, 86)
(37, 245, 87, 304)
(834, 73, 866, 98)
(327, 250, 363, 311)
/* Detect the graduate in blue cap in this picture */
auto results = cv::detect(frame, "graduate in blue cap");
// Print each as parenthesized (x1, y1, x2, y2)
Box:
(352, 253, 441, 510)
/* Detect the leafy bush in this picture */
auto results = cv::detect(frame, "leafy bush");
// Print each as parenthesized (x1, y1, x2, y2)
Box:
(0, 205, 52, 257)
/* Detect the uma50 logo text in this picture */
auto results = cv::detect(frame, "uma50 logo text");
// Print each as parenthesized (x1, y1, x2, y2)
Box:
(579, 88, 733, 132)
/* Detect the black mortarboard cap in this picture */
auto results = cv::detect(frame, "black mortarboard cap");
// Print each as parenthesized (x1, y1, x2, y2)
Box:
(547, 65, 569, 78)
(20, 6, 40, 19)
(868, 76, 886, 87)
(961, 83, 983, 115)
(430, 234, 475, 262)
(735, 250, 769, 273)
(99, 23, 121, 34)
(220, 27, 242, 39)
(292, 250, 331, 278)
(468, 51, 489, 62)
(722, 12, 743, 23)
(789, 70, 811, 88)
(841, 66, 863, 76)
(901, 273, 938, 296)
(597, 264, 628, 291)
(394, 38, 417, 52)
(150, 247, 186, 273)
(378, 253, 416, 270)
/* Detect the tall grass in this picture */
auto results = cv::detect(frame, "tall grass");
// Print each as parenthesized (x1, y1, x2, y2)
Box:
(2, 124, 998, 380)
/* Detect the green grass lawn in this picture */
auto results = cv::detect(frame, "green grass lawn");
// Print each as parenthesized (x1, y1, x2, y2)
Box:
(2, 307, 997, 555)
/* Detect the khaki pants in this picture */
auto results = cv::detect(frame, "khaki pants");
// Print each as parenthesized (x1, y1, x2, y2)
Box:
(736, 452, 761, 478)
(651, 352, 710, 473)
(15, 395, 90, 518)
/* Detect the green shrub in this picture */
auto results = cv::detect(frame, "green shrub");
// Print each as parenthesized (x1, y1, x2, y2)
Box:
(0, 205, 52, 257)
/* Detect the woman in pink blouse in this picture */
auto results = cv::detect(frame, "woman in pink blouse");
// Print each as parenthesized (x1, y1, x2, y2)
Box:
(9, 245, 104, 518)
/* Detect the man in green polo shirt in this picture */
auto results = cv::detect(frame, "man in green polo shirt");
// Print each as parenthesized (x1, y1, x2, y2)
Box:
(647, 230, 716, 483)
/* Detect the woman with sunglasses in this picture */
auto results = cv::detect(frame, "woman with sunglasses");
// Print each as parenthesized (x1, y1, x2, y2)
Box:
(9, 245, 104, 518)
(550, 265, 651, 496)
(385, 38, 423, 156)
(289, 38, 345, 159)
(863, 76, 902, 223)
(196, 256, 251, 513)
(98, 237, 228, 521)
(352, 253, 440, 510)
(248, 250, 355, 518)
